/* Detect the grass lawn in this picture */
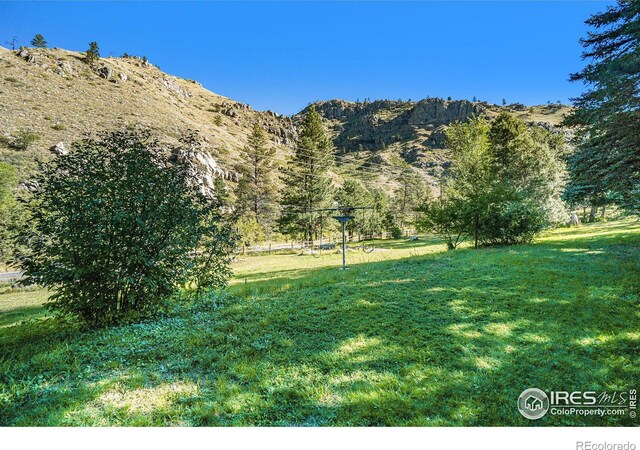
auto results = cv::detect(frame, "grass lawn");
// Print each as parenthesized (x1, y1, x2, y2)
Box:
(0, 219, 638, 426)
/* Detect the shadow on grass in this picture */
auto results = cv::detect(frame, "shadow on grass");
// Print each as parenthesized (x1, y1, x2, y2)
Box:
(1, 220, 638, 425)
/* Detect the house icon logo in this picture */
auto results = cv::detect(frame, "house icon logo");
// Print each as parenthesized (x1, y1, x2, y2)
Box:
(518, 388, 549, 419)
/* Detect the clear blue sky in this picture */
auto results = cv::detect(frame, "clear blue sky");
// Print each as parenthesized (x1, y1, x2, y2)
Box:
(0, 1, 608, 115)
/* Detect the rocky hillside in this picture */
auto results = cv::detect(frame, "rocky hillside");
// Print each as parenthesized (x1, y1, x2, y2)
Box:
(299, 98, 572, 181)
(1, 45, 572, 192)
(0, 46, 295, 180)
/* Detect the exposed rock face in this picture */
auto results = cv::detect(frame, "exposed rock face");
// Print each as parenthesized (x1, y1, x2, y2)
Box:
(407, 99, 483, 127)
(172, 133, 240, 198)
(56, 60, 73, 77)
(16, 47, 39, 64)
(97, 65, 112, 80)
(18, 180, 40, 192)
(50, 141, 68, 156)
(304, 98, 486, 153)
(161, 77, 192, 100)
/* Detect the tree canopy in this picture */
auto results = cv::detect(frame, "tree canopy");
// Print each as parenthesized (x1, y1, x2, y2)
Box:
(565, 0, 640, 213)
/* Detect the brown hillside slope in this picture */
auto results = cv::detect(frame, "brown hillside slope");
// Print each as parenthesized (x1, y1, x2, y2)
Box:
(0, 46, 295, 177)
(1, 45, 572, 192)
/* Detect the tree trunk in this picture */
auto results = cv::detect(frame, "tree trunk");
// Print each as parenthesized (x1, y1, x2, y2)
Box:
(589, 205, 597, 223)
(474, 215, 479, 249)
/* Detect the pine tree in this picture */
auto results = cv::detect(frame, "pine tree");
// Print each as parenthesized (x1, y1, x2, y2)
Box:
(31, 34, 47, 48)
(234, 123, 279, 237)
(391, 169, 428, 234)
(279, 106, 334, 242)
(85, 41, 100, 64)
(565, 0, 640, 213)
(334, 178, 372, 239)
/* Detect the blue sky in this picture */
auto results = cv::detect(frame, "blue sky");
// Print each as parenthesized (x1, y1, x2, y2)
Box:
(0, 1, 608, 115)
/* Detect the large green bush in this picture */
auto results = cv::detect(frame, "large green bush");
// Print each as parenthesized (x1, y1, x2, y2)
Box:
(478, 196, 546, 246)
(20, 129, 235, 326)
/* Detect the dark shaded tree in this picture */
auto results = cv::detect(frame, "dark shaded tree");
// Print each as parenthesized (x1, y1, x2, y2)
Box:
(234, 123, 279, 237)
(30, 34, 47, 48)
(85, 41, 100, 64)
(279, 106, 334, 241)
(20, 129, 234, 326)
(564, 1, 640, 213)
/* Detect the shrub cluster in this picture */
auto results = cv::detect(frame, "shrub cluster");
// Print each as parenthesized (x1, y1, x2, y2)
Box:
(20, 129, 235, 327)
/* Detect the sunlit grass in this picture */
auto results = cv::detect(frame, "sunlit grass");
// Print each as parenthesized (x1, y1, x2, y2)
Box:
(0, 218, 638, 426)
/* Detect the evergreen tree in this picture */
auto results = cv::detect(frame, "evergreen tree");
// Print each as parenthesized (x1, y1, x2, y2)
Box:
(30, 34, 47, 48)
(565, 1, 640, 213)
(427, 114, 567, 248)
(334, 178, 372, 239)
(234, 123, 279, 237)
(279, 106, 334, 241)
(85, 41, 100, 64)
(391, 168, 429, 235)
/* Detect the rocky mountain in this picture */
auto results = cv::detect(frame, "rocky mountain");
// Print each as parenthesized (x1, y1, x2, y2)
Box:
(0, 46, 295, 182)
(1, 45, 572, 192)
(299, 98, 571, 182)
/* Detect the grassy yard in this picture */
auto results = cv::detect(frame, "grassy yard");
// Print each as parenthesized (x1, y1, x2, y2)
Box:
(0, 219, 638, 426)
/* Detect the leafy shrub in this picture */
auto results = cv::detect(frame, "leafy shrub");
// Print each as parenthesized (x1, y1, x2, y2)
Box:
(418, 198, 470, 249)
(478, 197, 546, 246)
(20, 129, 235, 327)
(389, 226, 403, 239)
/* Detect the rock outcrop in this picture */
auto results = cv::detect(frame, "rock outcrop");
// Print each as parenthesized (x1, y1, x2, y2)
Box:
(50, 141, 68, 156)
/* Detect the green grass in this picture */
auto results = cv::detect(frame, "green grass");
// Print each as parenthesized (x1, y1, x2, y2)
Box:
(1, 219, 638, 426)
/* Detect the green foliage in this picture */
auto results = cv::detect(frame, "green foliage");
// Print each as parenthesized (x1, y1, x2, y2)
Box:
(433, 114, 567, 248)
(236, 213, 265, 246)
(19, 129, 233, 326)
(334, 178, 373, 237)
(565, 1, 640, 214)
(30, 34, 47, 48)
(10, 130, 40, 150)
(279, 106, 334, 241)
(234, 124, 279, 237)
(0, 162, 20, 265)
(418, 198, 469, 249)
(51, 123, 66, 131)
(85, 41, 100, 64)
(476, 190, 546, 246)
(389, 170, 429, 233)
(191, 209, 236, 295)
(1, 220, 639, 425)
